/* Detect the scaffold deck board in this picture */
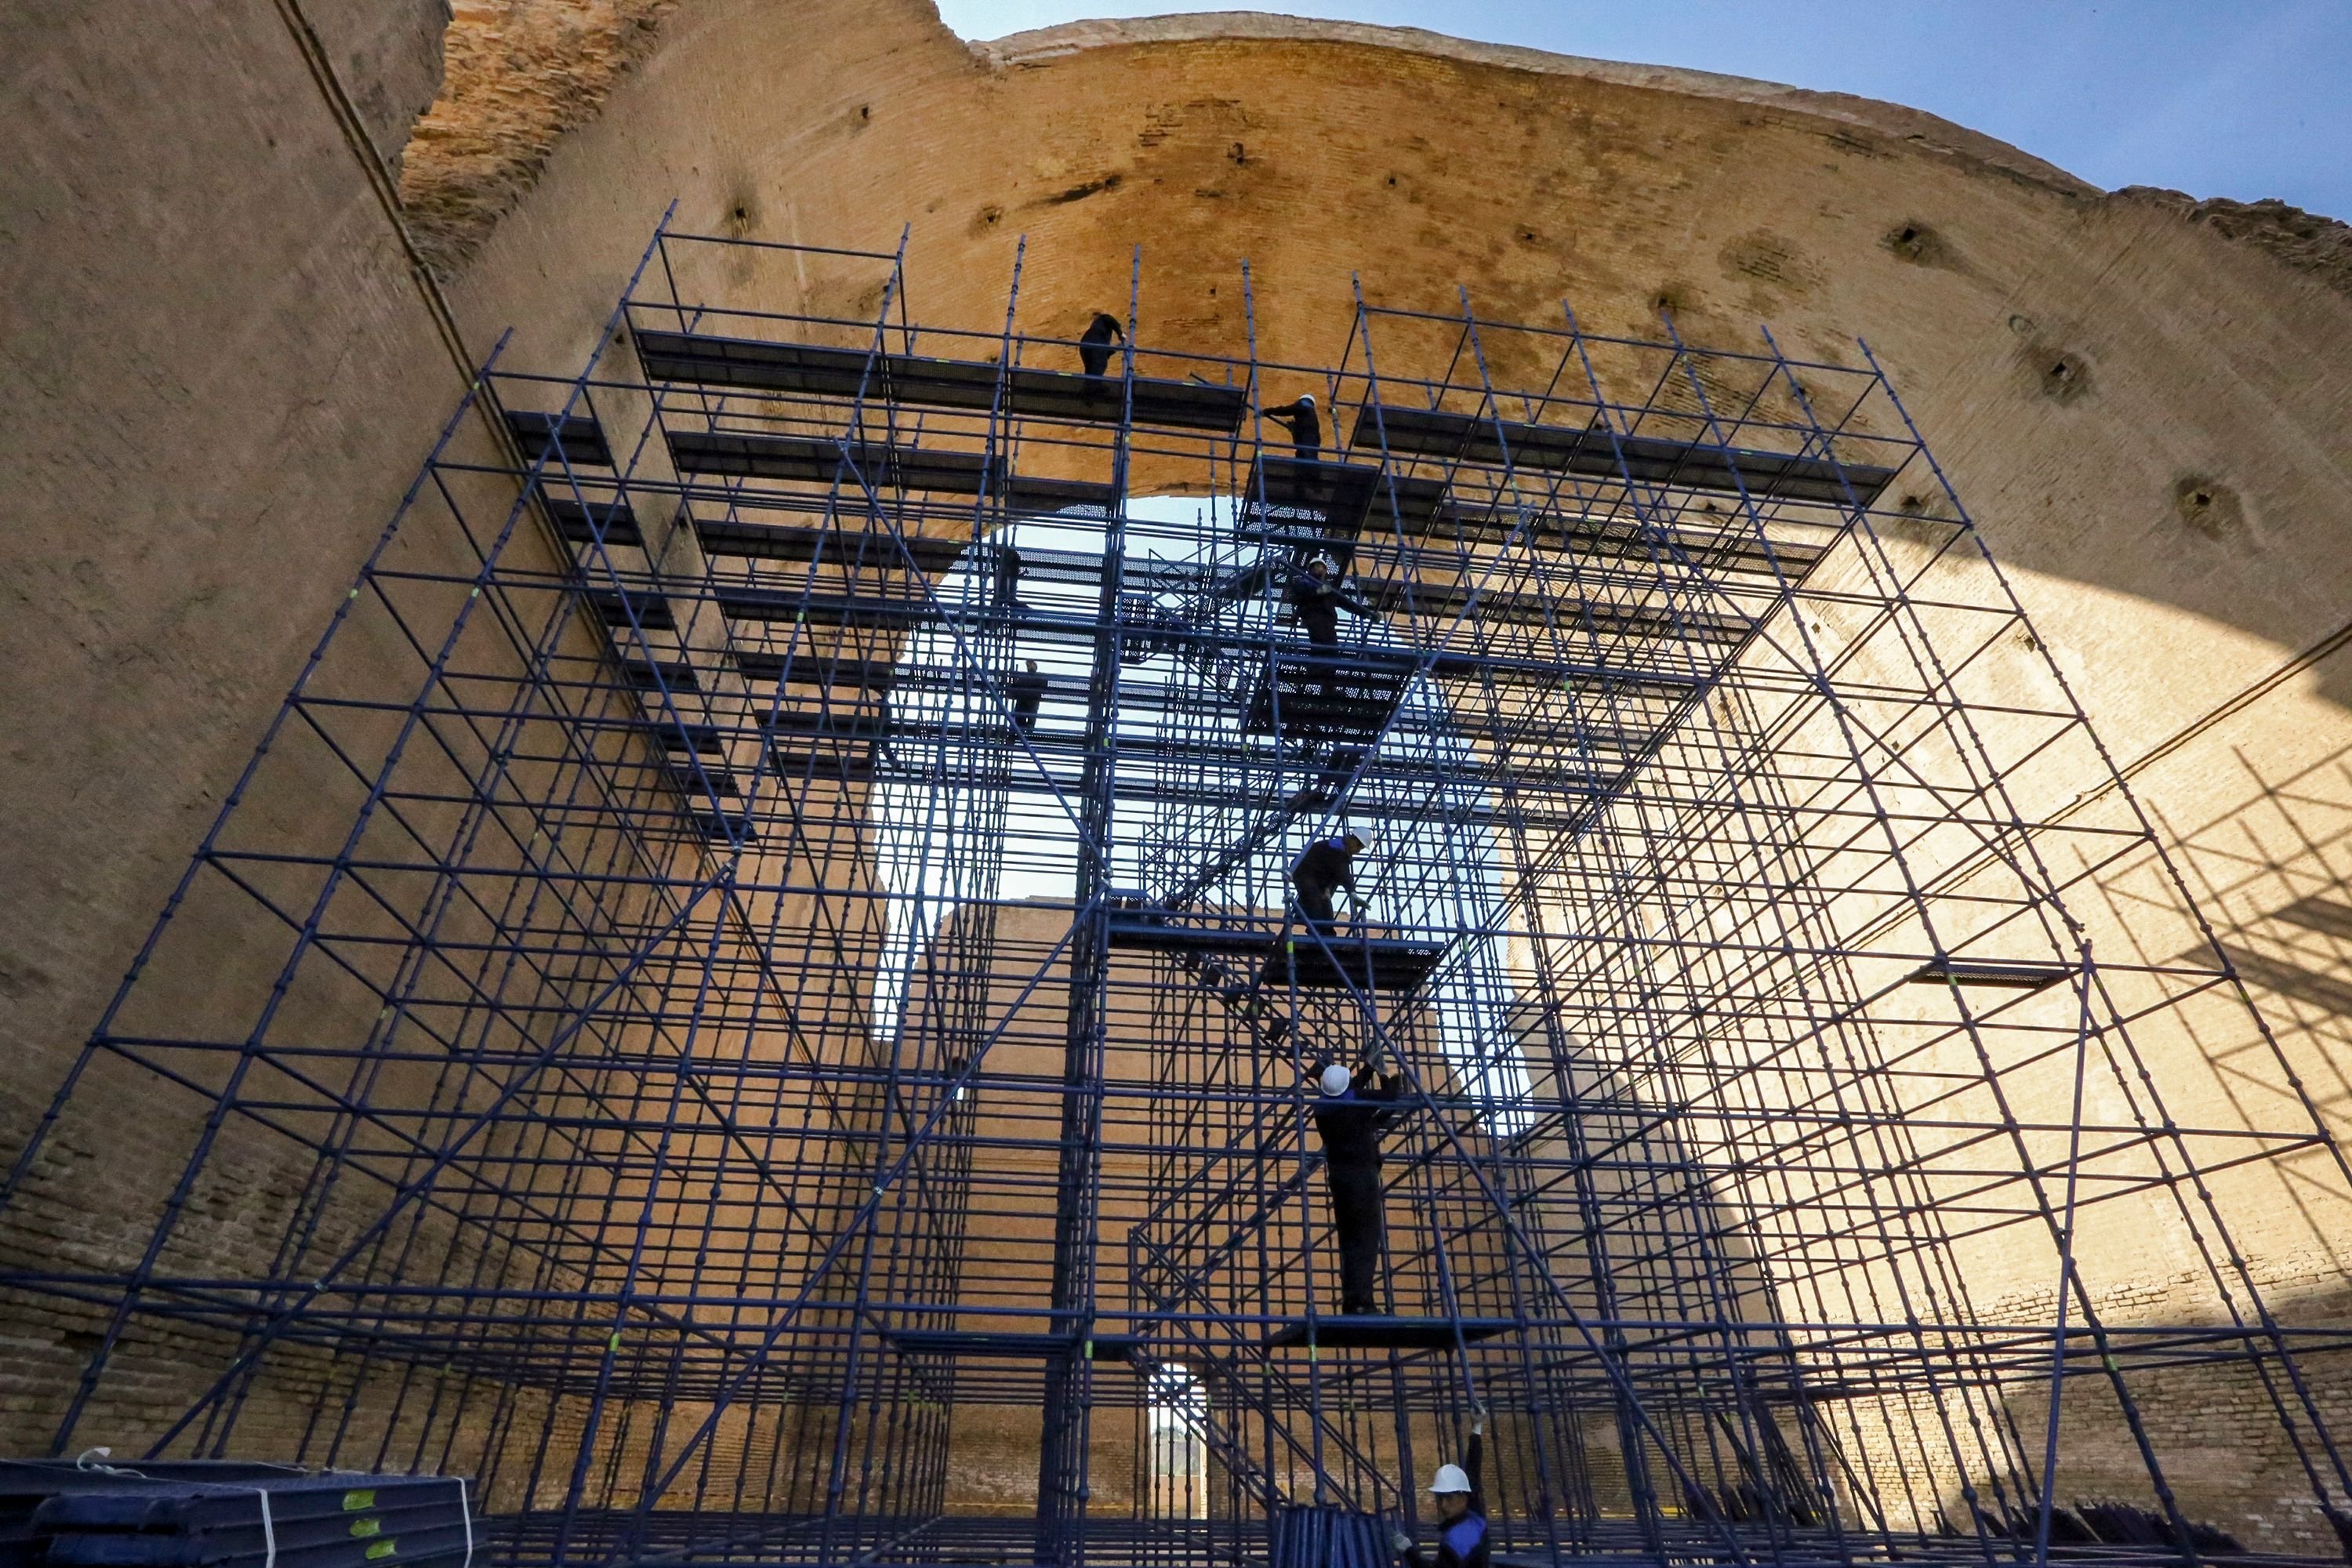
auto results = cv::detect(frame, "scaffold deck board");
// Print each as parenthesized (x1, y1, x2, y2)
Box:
(507, 407, 611, 467)
(717, 586, 938, 627)
(732, 652, 899, 688)
(1907, 959, 2074, 992)
(545, 493, 642, 547)
(1351, 405, 1896, 506)
(632, 328, 1249, 431)
(584, 587, 673, 630)
(1265, 1316, 1517, 1348)
(618, 657, 699, 691)
(1105, 913, 1280, 954)
(886, 1330, 1080, 1358)
(694, 517, 969, 572)
(1240, 456, 1450, 554)
(1357, 582, 1755, 643)
(1420, 506, 1831, 579)
(667, 428, 1117, 513)
(1261, 935, 1447, 992)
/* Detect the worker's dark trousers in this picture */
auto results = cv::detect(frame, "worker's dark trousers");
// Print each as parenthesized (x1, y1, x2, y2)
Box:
(1296, 886, 1338, 935)
(1326, 1160, 1385, 1313)
(1300, 618, 1343, 739)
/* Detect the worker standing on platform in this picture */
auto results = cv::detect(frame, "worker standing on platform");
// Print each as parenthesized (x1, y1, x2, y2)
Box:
(1263, 394, 1323, 458)
(993, 539, 1024, 611)
(1285, 555, 1370, 739)
(1312, 1054, 1403, 1316)
(1287, 554, 1370, 652)
(1290, 829, 1367, 935)
(1394, 1407, 1490, 1568)
(1008, 659, 1047, 735)
(1079, 313, 1125, 377)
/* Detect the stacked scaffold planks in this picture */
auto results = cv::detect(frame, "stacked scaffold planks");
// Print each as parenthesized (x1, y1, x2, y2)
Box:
(0, 1464, 473, 1568)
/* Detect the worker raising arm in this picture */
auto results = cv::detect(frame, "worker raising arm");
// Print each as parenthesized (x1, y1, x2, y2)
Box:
(1394, 1407, 1489, 1568)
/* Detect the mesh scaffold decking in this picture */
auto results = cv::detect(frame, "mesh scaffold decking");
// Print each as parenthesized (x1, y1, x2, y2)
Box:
(5, 223, 2350, 1568)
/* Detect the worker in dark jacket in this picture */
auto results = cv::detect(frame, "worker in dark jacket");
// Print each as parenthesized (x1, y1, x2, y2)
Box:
(1312, 1056, 1403, 1315)
(993, 540, 1024, 610)
(1079, 313, 1125, 377)
(1290, 830, 1366, 934)
(1394, 1409, 1490, 1568)
(1263, 394, 1323, 457)
(1286, 554, 1371, 739)
(1008, 659, 1047, 735)
(1287, 554, 1370, 650)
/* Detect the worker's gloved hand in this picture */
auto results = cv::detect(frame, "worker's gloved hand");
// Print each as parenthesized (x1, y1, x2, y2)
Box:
(1389, 1531, 1415, 1555)
(1471, 1402, 1489, 1436)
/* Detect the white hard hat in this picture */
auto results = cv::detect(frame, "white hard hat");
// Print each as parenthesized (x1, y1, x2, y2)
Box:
(1298, 392, 1317, 407)
(1430, 1464, 1472, 1495)
(1318, 1064, 1352, 1097)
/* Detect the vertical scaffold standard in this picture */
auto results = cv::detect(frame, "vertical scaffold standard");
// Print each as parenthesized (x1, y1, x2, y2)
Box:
(5, 220, 2349, 1568)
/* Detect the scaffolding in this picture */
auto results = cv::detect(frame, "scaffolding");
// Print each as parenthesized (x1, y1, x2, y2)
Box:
(5, 220, 2350, 1568)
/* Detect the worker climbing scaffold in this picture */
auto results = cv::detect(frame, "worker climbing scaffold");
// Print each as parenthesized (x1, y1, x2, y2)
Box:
(1311, 1054, 1404, 1316)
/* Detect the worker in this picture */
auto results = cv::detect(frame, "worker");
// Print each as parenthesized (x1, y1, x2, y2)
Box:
(1079, 313, 1125, 377)
(993, 539, 1024, 610)
(1393, 1407, 1490, 1568)
(1008, 659, 1047, 735)
(1290, 829, 1367, 935)
(1312, 1054, 1403, 1316)
(1263, 394, 1323, 458)
(1287, 554, 1370, 651)
(1284, 554, 1370, 738)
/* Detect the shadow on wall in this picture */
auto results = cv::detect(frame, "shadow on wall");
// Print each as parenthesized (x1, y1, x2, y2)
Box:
(2114, 742, 2352, 1282)
(1984, 1294, 2352, 1557)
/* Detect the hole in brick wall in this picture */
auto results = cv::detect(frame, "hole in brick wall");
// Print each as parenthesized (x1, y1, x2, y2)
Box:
(1885, 220, 1951, 266)
(2027, 344, 2092, 405)
(2173, 474, 2247, 543)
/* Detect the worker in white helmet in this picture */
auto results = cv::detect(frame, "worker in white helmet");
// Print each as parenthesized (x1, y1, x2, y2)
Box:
(1262, 392, 1323, 457)
(1311, 1051, 1403, 1314)
(1394, 1405, 1489, 1568)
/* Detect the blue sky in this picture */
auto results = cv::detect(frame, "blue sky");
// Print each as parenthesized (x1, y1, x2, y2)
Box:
(937, 1, 2351, 220)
